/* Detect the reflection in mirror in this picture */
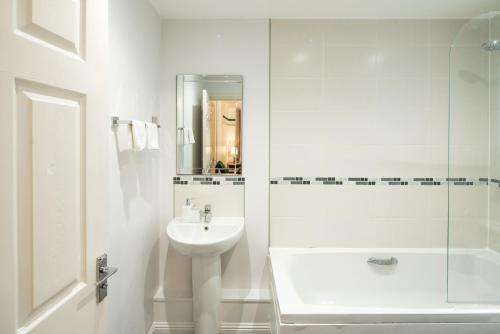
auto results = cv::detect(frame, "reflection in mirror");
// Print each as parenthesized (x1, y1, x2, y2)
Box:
(177, 75, 242, 175)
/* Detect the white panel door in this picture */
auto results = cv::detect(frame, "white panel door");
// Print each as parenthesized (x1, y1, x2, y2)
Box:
(0, 1, 109, 334)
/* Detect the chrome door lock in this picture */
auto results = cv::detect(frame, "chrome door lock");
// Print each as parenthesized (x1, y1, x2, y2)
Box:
(96, 253, 118, 303)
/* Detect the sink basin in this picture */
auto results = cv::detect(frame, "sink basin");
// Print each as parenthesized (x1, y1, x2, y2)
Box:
(167, 217, 244, 256)
(166, 216, 245, 334)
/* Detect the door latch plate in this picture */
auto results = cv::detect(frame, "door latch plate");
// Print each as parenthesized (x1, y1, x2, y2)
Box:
(96, 253, 118, 303)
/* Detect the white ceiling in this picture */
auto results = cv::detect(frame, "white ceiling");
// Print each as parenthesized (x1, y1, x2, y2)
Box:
(149, 0, 500, 19)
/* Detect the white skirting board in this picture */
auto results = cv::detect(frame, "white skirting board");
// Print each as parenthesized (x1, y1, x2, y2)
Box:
(151, 288, 271, 334)
(149, 322, 270, 334)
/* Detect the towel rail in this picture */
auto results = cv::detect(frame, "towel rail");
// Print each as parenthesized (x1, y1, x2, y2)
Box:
(111, 116, 160, 128)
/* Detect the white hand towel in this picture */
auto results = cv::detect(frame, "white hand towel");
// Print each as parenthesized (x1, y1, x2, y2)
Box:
(188, 127, 196, 144)
(146, 122, 159, 150)
(183, 127, 196, 144)
(131, 120, 147, 151)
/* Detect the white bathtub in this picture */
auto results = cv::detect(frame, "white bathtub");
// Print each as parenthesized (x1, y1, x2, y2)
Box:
(269, 248, 500, 333)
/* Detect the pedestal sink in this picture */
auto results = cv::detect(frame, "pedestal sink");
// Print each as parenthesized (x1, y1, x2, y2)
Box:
(167, 217, 245, 334)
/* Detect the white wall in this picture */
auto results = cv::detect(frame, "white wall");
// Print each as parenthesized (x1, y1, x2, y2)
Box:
(158, 19, 270, 325)
(270, 19, 489, 248)
(108, 0, 162, 333)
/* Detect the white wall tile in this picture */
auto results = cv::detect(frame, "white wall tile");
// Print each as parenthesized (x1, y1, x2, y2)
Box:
(273, 112, 347, 146)
(270, 19, 489, 248)
(428, 19, 467, 45)
(270, 19, 465, 181)
(325, 20, 378, 46)
(271, 77, 322, 112)
(270, 186, 450, 248)
(376, 20, 429, 46)
(429, 77, 449, 112)
(271, 20, 324, 46)
(322, 77, 378, 112)
(429, 46, 451, 76)
(325, 46, 380, 77)
(376, 78, 429, 112)
(378, 46, 429, 77)
(270, 144, 329, 177)
(271, 42, 323, 77)
(174, 185, 244, 217)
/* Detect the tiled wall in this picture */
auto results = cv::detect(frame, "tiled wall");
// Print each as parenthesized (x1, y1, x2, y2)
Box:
(270, 19, 491, 248)
(270, 19, 466, 177)
(173, 184, 244, 218)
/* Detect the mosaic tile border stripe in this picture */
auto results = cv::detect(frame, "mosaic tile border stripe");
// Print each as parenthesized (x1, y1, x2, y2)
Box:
(174, 176, 245, 185)
(173, 176, 500, 186)
(270, 177, 498, 186)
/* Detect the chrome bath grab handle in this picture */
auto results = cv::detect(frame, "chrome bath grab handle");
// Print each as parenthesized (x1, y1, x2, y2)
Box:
(367, 257, 398, 266)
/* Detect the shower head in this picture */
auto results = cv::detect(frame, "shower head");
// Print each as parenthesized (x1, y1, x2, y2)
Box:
(481, 40, 500, 51)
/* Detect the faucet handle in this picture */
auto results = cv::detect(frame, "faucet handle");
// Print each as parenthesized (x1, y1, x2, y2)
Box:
(204, 204, 211, 213)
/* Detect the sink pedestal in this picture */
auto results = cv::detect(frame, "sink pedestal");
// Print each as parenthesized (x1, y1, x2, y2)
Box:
(192, 255, 221, 334)
(166, 217, 245, 334)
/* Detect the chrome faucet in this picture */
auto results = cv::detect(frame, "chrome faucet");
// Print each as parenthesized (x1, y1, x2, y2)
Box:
(200, 204, 212, 223)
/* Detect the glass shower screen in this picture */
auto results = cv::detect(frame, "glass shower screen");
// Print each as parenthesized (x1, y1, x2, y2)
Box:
(447, 12, 500, 303)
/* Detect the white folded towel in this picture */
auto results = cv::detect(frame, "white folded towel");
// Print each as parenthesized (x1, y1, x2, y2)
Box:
(146, 122, 159, 150)
(131, 120, 147, 151)
(188, 128, 196, 144)
(183, 127, 196, 144)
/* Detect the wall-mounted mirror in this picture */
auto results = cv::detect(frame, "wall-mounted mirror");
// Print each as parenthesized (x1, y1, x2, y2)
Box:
(177, 74, 242, 175)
